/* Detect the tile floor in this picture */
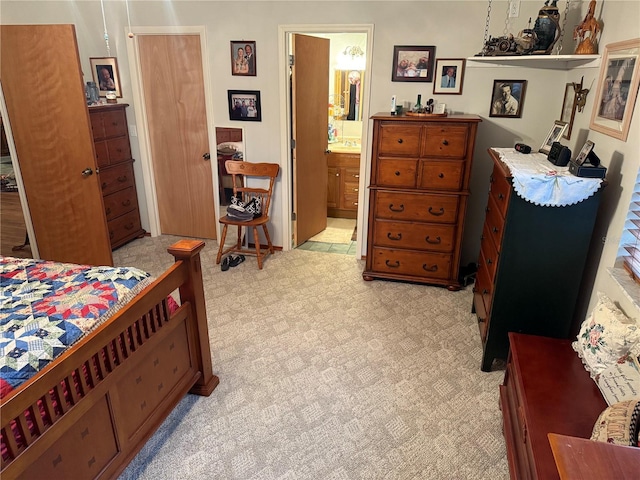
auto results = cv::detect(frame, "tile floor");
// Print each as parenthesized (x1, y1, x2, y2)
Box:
(297, 217, 357, 255)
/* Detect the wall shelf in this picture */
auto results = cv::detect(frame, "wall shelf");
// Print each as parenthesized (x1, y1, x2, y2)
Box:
(466, 54, 600, 70)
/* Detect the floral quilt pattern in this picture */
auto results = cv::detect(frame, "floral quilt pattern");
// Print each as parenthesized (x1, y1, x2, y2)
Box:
(0, 256, 151, 397)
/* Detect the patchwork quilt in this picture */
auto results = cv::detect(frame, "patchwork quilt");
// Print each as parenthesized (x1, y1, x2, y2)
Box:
(0, 256, 151, 398)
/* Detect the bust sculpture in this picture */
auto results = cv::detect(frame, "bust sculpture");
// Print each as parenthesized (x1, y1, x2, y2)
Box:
(573, 0, 602, 54)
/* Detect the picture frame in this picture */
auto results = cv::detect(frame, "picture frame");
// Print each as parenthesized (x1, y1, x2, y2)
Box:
(539, 120, 569, 155)
(230, 41, 257, 76)
(228, 90, 261, 122)
(574, 140, 595, 166)
(559, 83, 578, 140)
(89, 57, 122, 97)
(589, 38, 640, 141)
(489, 80, 527, 118)
(391, 45, 436, 82)
(433, 58, 465, 95)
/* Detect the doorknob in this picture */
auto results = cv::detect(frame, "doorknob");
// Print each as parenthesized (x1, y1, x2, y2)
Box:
(81, 168, 93, 177)
(203, 153, 211, 160)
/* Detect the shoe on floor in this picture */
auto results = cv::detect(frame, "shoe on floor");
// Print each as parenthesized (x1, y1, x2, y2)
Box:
(229, 255, 245, 267)
(221, 256, 231, 271)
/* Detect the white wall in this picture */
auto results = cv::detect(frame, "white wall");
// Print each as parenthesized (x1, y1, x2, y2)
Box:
(2, 0, 639, 323)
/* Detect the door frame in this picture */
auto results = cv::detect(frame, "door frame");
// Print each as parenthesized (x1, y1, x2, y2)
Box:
(125, 25, 219, 238)
(277, 24, 374, 254)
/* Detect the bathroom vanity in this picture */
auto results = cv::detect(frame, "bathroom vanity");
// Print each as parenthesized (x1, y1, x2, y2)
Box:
(327, 141, 361, 219)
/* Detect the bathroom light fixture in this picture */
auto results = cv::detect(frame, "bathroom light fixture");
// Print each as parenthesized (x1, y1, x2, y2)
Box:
(343, 45, 364, 58)
(337, 45, 366, 70)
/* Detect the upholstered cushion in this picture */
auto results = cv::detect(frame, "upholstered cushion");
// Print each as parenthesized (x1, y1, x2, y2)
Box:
(591, 399, 640, 447)
(572, 292, 640, 379)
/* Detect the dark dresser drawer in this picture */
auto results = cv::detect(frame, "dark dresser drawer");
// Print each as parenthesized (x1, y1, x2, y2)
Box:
(418, 160, 464, 191)
(104, 187, 138, 221)
(485, 193, 506, 251)
(374, 191, 460, 224)
(100, 163, 135, 196)
(371, 247, 452, 280)
(373, 219, 455, 252)
(490, 163, 511, 218)
(108, 210, 142, 246)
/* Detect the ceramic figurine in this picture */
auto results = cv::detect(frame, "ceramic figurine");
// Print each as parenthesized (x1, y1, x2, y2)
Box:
(573, 0, 602, 55)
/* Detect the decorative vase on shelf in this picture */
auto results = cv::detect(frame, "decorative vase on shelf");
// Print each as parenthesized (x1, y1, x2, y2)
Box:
(532, 0, 561, 54)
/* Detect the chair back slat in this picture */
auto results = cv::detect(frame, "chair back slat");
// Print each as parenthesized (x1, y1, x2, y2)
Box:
(225, 161, 279, 216)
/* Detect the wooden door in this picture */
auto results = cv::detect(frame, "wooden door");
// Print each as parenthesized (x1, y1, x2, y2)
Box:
(292, 34, 330, 245)
(0, 25, 113, 265)
(138, 35, 216, 239)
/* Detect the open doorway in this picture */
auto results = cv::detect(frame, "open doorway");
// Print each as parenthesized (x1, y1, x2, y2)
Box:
(280, 26, 373, 257)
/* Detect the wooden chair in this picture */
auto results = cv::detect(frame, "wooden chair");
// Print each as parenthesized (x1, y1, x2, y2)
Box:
(216, 160, 280, 269)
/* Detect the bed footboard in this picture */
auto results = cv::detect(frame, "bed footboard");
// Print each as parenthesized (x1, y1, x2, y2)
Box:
(1, 240, 218, 479)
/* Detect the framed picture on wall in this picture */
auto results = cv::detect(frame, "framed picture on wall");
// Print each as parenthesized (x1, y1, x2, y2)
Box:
(230, 41, 256, 76)
(433, 58, 465, 95)
(89, 57, 122, 97)
(589, 38, 640, 141)
(559, 83, 577, 139)
(228, 90, 261, 121)
(391, 45, 436, 82)
(489, 80, 527, 118)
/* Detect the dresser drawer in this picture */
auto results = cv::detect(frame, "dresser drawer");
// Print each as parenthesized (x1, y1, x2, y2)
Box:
(489, 164, 511, 218)
(371, 247, 452, 280)
(104, 187, 138, 221)
(377, 124, 421, 156)
(377, 158, 418, 188)
(374, 191, 459, 224)
(90, 108, 128, 140)
(480, 222, 499, 284)
(100, 163, 135, 196)
(418, 160, 464, 191)
(421, 124, 468, 158)
(474, 247, 493, 328)
(108, 210, 142, 246)
(94, 141, 109, 168)
(485, 193, 505, 251)
(106, 137, 132, 164)
(373, 219, 455, 252)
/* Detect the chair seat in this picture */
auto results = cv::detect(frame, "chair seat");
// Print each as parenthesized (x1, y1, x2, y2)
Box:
(219, 214, 270, 227)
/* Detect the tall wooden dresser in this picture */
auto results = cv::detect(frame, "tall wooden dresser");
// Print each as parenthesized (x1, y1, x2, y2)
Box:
(89, 104, 145, 249)
(474, 149, 604, 371)
(363, 113, 481, 290)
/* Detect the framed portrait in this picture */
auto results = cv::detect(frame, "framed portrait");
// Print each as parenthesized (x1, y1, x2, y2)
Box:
(228, 90, 261, 122)
(559, 83, 577, 140)
(489, 80, 527, 118)
(391, 45, 436, 82)
(574, 140, 595, 166)
(589, 38, 640, 141)
(90, 57, 122, 97)
(433, 58, 465, 95)
(539, 120, 568, 155)
(230, 41, 256, 76)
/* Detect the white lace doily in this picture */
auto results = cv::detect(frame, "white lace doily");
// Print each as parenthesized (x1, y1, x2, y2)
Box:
(491, 148, 603, 207)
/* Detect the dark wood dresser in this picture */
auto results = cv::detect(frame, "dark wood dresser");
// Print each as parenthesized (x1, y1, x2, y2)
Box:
(89, 104, 145, 249)
(501, 333, 609, 480)
(474, 149, 604, 371)
(363, 113, 481, 290)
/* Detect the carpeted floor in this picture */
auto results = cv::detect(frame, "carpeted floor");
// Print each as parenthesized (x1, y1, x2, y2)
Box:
(115, 235, 509, 480)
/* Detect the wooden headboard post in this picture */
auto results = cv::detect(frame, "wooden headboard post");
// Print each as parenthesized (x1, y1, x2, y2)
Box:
(167, 240, 219, 396)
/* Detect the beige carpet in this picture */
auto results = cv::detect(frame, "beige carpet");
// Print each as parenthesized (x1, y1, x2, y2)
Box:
(309, 217, 356, 244)
(115, 235, 508, 480)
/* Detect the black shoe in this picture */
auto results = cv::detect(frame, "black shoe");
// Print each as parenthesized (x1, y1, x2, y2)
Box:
(229, 255, 245, 267)
(221, 256, 231, 271)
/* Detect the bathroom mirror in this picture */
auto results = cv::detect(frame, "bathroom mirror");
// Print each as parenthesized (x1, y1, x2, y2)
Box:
(215, 126, 245, 206)
(334, 70, 364, 122)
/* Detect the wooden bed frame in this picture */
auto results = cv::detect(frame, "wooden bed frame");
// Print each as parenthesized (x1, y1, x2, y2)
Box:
(1, 239, 219, 479)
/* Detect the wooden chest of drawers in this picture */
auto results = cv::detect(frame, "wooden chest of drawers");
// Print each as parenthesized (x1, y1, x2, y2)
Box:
(89, 104, 145, 249)
(363, 113, 481, 290)
(474, 150, 604, 371)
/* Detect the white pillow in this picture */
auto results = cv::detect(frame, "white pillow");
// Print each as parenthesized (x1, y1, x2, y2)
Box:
(572, 292, 640, 379)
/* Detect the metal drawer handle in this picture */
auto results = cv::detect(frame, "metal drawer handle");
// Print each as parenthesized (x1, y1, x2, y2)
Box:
(428, 206, 445, 216)
(385, 259, 400, 268)
(442, 140, 449, 146)
(483, 288, 488, 295)
(102, 182, 108, 190)
(422, 264, 438, 272)
(109, 230, 115, 239)
(117, 175, 128, 182)
(122, 199, 131, 207)
(498, 193, 504, 199)
(125, 223, 134, 230)
(387, 232, 402, 241)
(395, 171, 401, 176)
(492, 226, 499, 233)
(389, 204, 404, 212)
(487, 258, 492, 265)
(438, 173, 444, 178)
(397, 138, 403, 144)
(105, 207, 111, 215)
(425, 236, 441, 244)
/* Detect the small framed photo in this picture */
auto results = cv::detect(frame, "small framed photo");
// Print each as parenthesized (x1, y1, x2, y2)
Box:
(559, 83, 577, 140)
(489, 80, 527, 118)
(433, 58, 465, 95)
(228, 90, 261, 122)
(90, 57, 122, 97)
(392, 45, 436, 82)
(539, 120, 569, 155)
(590, 38, 640, 141)
(574, 140, 595, 166)
(230, 41, 256, 76)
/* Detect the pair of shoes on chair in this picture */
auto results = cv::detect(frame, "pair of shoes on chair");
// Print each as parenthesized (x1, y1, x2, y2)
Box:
(221, 255, 245, 271)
